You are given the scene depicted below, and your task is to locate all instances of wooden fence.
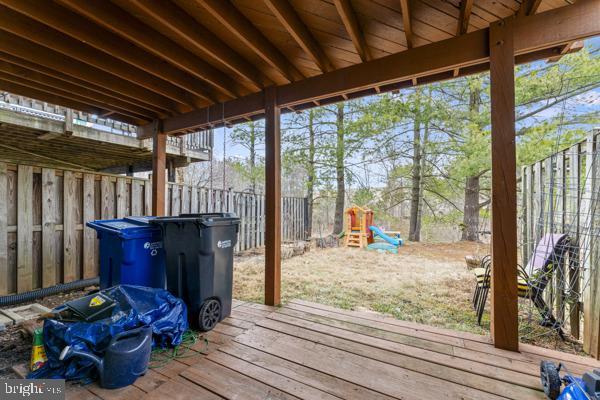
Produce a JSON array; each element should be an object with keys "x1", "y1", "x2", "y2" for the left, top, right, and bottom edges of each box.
[
  {"x1": 0, "y1": 162, "x2": 307, "y2": 295},
  {"x1": 520, "y1": 129, "x2": 600, "y2": 357}
]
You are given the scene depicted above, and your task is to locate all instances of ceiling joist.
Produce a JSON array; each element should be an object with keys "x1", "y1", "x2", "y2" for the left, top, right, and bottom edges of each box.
[
  {"x1": 518, "y1": 0, "x2": 543, "y2": 17},
  {"x1": 333, "y1": 0, "x2": 372, "y2": 62},
  {"x1": 0, "y1": 33, "x2": 175, "y2": 116},
  {"x1": 0, "y1": 51, "x2": 164, "y2": 119},
  {"x1": 156, "y1": 0, "x2": 599, "y2": 135},
  {"x1": 399, "y1": 0, "x2": 414, "y2": 48},
  {"x1": 0, "y1": 79, "x2": 110, "y2": 120},
  {"x1": 121, "y1": 0, "x2": 265, "y2": 91},
  {"x1": 457, "y1": 0, "x2": 474, "y2": 36},
  {"x1": 264, "y1": 0, "x2": 334, "y2": 73},
  {"x1": 0, "y1": 71, "x2": 151, "y2": 123},
  {"x1": 0, "y1": 0, "x2": 217, "y2": 106},
  {"x1": 0, "y1": 6, "x2": 196, "y2": 111},
  {"x1": 198, "y1": 0, "x2": 304, "y2": 83},
  {"x1": 56, "y1": 0, "x2": 241, "y2": 101},
  {"x1": 0, "y1": 61, "x2": 157, "y2": 121}
]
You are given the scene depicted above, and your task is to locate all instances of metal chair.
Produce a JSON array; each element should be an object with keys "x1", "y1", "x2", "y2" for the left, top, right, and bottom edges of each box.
[{"x1": 472, "y1": 234, "x2": 570, "y2": 338}]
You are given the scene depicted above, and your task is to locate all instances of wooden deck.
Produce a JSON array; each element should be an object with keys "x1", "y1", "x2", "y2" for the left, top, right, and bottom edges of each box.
[{"x1": 66, "y1": 299, "x2": 600, "y2": 400}]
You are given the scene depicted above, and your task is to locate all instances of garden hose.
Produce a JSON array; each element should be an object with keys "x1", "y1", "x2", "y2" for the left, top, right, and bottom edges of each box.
[{"x1": 148, "y1": 330, "x2": 208, "y2": 369}]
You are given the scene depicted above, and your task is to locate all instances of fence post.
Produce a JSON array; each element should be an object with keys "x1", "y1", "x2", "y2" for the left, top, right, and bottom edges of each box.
[{"x1": 568, "y1": 143, "x2": 581, "y2": 339}]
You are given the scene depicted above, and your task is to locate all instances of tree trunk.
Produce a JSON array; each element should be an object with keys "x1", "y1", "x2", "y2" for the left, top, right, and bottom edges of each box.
[
  {"x1": 306, "y1": 110, "x2": 316, "y2": 237},
  {"x1": 462, "y1": 175, "x2": 480, "y2": 241},
  {"x1": 408, "y1": 113, "x2": 422, "y2": 241},
  {"x1": 460, "y1": 80, "x2": 483, "y2": 241},
  {"x1": 333, "y1": 103, "x2": 345, "y2": 235}
]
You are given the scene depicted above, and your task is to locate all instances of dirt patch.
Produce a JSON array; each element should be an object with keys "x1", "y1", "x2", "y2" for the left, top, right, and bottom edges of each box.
[
  {"x1": 233, "y1": 241, "x2": 587, "y2": 355},
  {"x1": 0, "y1": 287, "x2": 96, "y2": 379}
]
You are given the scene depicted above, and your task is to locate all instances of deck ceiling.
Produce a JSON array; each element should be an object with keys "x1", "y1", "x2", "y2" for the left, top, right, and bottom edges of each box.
[{"x1": 0, "y1": 0, "x2": 591, "y2": 133}]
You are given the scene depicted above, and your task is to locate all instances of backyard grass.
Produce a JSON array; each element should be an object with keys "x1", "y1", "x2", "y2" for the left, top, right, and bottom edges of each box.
[{"x1": 233, "y1": 240, "x2": 587, "y2": 355}]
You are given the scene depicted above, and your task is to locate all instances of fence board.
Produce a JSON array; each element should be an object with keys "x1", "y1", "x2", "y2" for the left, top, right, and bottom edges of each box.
[
  {"x1": 131, "y1": 180, "x2": 143, "y2": 216},
  {"x1": 116, "y1": 178, "x2": 126, "y2": 219},
  {"x1": 3, "y1": 162, "x2": 307, "y2": 292},
  {"x1": 0, "y1": 162, "x2": 7, "y2": 294},
  {"x1": 63, "y1": 171, "x2": 77, "y2": 283},
  {"x1": 582, "y1": 133, "x2": 599, "y2": 357},
  {"x1": 144, "y1": 181, "x2": 152, "y2": 216},
  {"x1": 101, "y1": 176, "x2": 113, "y2": 220},
  {"x1": 42, "y1": 168, "x2": 57, "y2": 288},
  {"x1": 522, "y1": 131, "x2": 600, "y2": 358},
  {"x1": 17, "y1": 165, "x2": 33, "y2": 292},
  {"x1": 555, "y1": 153, "x2": 566, "y2": 323},
  {"x1": 83, "y1": 173, "x2": 96, "y2": 279}
]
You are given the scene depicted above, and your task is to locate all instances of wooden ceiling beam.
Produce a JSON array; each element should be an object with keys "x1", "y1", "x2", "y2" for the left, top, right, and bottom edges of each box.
[
  {"x1": 264, "y1": 0, "x2": 334, "y2": 73},
  {"x1": 0, "y1": 60, "x2": 157, "y2": 121},
  {"x1": 0, "y1": 6, "x2": 197, "y2": 111},
  {"x1": 0, "y1": 80, "x2": 108, "y2": 120},
  {"x1": 158, "y1": 0, "x2": 599, "y2": 135},
  {"x1": 0, "y1": 33, "x2": 175, "y2": 116},
  {"x1": 198, "y1": 0, "x2": 304, "y2": 82},
  {"x1": 0, "y1": 51, "x2": 167, "y2": 121},
  {"x1": 121, "y1": 0, "x2": 265, "y2": 92},
  {"x1": 518, "y1": 0, "x2": 543, "y2": 17},
  {"x1": 0, "y1": 71, "x2": 152, "y2": 123},
  {"x1": 547, "y1": 40, "x2": 584, "y2": 62},
  {"x1": 399, "y1": 0, "x2": 414, "y2": 48},
  {"x1": 57, "y1": 0, "x2": 241, "y2": 100},
  {"x1": 0, "y1": 0, "x2": 216, "y2": 105},
  {"x1": 333, "y1": 0, "x2": 372, "y2": 62},
  {"x1": 457, "y1": 0, "x2": 474, "y2": 36}
]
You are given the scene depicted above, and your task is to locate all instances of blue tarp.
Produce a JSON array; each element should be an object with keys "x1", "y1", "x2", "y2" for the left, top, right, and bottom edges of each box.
[{"x1": 28, "y1": 285, "x2": 188, "y2": 383}]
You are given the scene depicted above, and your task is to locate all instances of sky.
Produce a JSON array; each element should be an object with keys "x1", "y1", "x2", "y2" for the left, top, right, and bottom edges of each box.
[{"x1": 210, "y1": 37, "x2": 600, "y2": 162}]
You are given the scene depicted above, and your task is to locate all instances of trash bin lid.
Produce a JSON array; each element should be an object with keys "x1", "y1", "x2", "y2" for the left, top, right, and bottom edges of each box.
[
  {"x1": 86, "y1": 217, "x2": 161, "y2": 239},
  {"x1": 152, "y1": 213, "x2": 240, "y2": 227}
]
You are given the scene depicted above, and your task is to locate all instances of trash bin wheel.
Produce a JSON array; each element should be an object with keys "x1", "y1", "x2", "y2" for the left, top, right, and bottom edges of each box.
[
  {"x1": 198, "y1": 299, "x2": 221, "y2": 331},
  {"x1": 540, "y1": 361, "x2": 561, "y2": 400}
]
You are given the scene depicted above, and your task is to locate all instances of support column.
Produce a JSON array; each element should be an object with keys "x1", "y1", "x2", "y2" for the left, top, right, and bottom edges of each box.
[
  {"x1": 151, "y1": 120, "x2": 167, "y2": 216},
  {"x1": 489, "y1": 17, "x2": 519, "y2": 352},
  {"x1": 264, "y1": 87, "x2": 281, "y2": 306}
]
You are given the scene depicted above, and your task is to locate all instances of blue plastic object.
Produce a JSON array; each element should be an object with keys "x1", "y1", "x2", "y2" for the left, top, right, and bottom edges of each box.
[
  {"x1": 59, "y1": 326, "x2": 152, "y2": 389},
  {"x1": 87, "y1": 217, "x2": 165, "y2": 289},
  {"x1": 540, "y1": 361, "x2": 600, "y2": 400},
  {"x1": 28, "y1": 285, "x2": 188, "y2": 383},
  {"x1": 558, "y1": 375, "x2": 590, "y2": 400},
  {"x1": 369, "y1": 226, "x2": 403, "y2": 247}
]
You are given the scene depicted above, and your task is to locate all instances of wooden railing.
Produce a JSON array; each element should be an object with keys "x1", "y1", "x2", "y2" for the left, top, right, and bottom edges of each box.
[
  {"x1": 520, "y1": 129, "x2": 599, "y2": 356},
  {"x1": 0, "y1": 162, "x2": 307, "y2": 295},
  {"x1": 0, "y1": 92, "x2": 211, "y2": 153}
]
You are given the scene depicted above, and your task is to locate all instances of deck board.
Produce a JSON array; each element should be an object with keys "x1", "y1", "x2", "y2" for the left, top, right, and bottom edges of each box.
[{"x1": 64, "y1": 299, "x2": 600, "y2": 400}]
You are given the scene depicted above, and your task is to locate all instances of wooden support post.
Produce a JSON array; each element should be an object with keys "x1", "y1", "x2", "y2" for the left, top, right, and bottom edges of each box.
[
  {"x1": 489, "y1": 17, "x2": 519, "y2": 352},
  {"x1": 264, "y1": 86, "x2": 281, "y2": 306},
  {"x1": 152, "y1": 120, "x2": 167, "y2": 216}
]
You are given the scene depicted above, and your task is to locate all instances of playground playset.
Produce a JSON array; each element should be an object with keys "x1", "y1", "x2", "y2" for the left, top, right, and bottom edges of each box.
[{"x1": 343, "y1": 205, "x2": 403, "y2": 253}]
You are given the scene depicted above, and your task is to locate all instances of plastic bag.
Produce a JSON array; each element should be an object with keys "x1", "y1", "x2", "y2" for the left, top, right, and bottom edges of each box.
[{"x1": 28, "y1": 285, "x2": 188, "y2": 382}]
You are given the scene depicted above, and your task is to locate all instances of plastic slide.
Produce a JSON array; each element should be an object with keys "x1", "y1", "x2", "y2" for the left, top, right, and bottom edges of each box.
[{"x1": 369, "y1": 226, "x2": 403, "y2": 246}]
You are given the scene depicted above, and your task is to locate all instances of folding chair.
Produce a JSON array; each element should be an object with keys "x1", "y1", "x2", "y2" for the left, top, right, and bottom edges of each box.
[{"x1": 472, "y1": 234, "x2": 570, "y2": 338}]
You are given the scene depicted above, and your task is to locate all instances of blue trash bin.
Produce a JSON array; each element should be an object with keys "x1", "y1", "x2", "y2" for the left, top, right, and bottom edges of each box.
[{"x1": 86, "y1": 217, "x2": 165, "y2": 289}]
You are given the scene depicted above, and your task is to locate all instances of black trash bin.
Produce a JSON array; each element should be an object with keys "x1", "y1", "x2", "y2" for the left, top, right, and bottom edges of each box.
[{"x1": 151, "y1": 213, "x2": 240, "y2": 331}]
